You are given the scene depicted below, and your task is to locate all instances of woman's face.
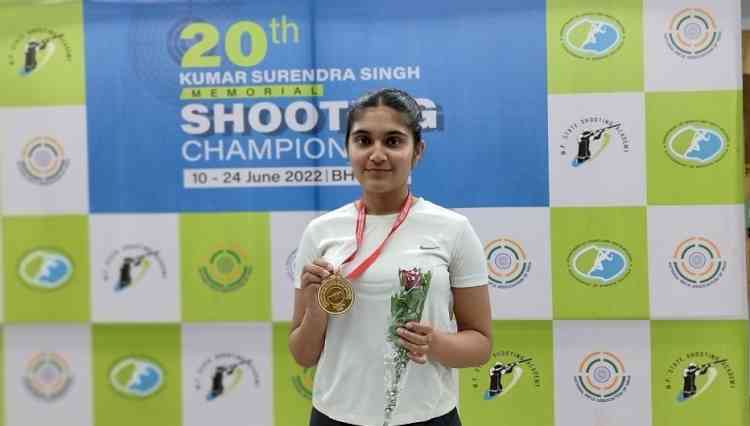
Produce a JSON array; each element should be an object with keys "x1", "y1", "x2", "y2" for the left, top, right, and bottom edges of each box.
[{"x1": 347, "y1": 106, "x2": 422, "y2": 198}]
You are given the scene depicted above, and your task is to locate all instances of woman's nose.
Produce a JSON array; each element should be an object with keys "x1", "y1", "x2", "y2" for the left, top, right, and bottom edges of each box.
[{"x1": 369, "y1": 142, "x2": 387, "y2": 162}]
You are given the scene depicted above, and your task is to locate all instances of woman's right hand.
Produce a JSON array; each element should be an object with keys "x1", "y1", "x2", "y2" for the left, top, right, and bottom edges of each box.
[{"x1": 300, "y1": 258, "x2": 335, "y2": 315}]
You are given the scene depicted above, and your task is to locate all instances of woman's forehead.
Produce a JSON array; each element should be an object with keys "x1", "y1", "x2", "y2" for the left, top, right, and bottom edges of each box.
[{"x1": 350, "y1": 106, "x2": 410, "y2": 132}]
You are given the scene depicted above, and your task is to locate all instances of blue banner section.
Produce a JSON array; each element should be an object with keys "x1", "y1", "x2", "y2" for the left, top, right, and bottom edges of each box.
[{"x1": 85, "y1": 0, "x2": 548, "y2": 212}]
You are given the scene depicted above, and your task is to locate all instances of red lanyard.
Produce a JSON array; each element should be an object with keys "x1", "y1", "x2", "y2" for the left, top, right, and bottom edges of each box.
[{"x1": 341, "y1": 193, "x2": 413, "y2": 281}]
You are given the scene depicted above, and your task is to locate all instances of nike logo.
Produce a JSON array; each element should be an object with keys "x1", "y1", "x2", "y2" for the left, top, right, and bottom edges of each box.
[{"x1": 419, "y1": 245, "x2": 439, "y2": 250}]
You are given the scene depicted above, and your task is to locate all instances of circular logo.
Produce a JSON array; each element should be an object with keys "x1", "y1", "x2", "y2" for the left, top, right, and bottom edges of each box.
[
  {"x1": 575, "y1": 352, "x2": 630, "y2": 402},
  {"x1": 561, "y1": 14, "x2": 624, "y2": 59},
  {"x1": 286, "y1": 249, "x2": 297, "y2": 282},
  {"x1": 318, "y1": 276, "x2": 354, "y2": 314},
  {"x1": 560, "y1": 117, "x2": 629, "y2": 167},
  {"x1": 103, "y1": 244, "x2": 166, "y2": 292},
  {"x1": 664, "y1": 121, "x2": 728, "y2": 167},
  {"x1": 292, "y1": 367, "x2": 316, "y2": 399},
  {"x1": 199, "y1": 246, "x2": 252, "y2": 292},
  {"x1": 471, "y1": 350, "x2": 540, "y2": 401},
  {"x1": 669, "y1": 237, "x2": 726, "y2": 288},
  {"x1": 8, "y1": 28, "x2": 71, "y2": 76},
  {"x1": 18, "y1": 249, "x2": 73, "y2": 291},
  {"x1": 195, "y1": 353, "x2": 258, "y2": 401},
  {"x1": 665, "y1": 9, "x2": 720, "y2": 59},
  {"x1": 664, "y1": 353, "x2": 734, "y2": 404},
  {"x1": 568, "y1": 241, "x2": 630, "y2": 287},
  {"x1": 484, "y1": 238, "x2": 531, "y2": 289},
  {"x1": 109, "y1": 357, "x2": 165, "y2": 398},
  {"x1": 18, "y1": 137, "x2": 69, "y2": 185},
  {"x1": 23, "y1": 352, "x2": 73, "y2": 401}
]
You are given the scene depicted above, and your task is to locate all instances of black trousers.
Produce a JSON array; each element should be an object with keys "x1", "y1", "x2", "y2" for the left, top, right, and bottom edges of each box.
[{"x1": 310, "y1": 407, "x2": 462, "y2": 426}]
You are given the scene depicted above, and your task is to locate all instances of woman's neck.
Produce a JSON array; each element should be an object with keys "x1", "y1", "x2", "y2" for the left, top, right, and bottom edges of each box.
[{"x1": 361, "y1": 186, "x2": 410, "y2": 215}]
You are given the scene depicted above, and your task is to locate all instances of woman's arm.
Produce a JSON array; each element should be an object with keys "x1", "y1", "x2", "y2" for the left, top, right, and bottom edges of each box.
[
  {"x1": 288, "y1": 259, "x2": 332, "y2": 368},
  {"x1": 397, "y1": 285, "x2": 492, "y2": 368}
]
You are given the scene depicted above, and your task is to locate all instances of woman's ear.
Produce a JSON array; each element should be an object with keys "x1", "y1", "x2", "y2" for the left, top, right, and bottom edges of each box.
[{"x1": 412, "y1": 140, "x2": 425, "y2": 167}]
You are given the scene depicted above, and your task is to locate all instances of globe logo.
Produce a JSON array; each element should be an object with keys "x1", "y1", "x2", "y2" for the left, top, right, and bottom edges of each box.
[
  {"x1": 665, "y1": 121, "x2": 727, "y2": 167},
  {"x1": 575, "y1": 352, "x2": 630, "y2": 402},
  {"x1": 562, "y1": 14, "x2": 624, "y2": 59},
  {"x1": 18, "y1": 249, "x2": 73, "y2": 291},
  {"x1": 109, "y1": 357, "x2": 164, "y2": 398},
  {"x1": 568, "y1": 241, "x2": 630, "y2": 286}
]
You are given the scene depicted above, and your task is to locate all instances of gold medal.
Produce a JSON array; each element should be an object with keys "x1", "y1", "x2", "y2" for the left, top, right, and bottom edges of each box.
[{"x1": 317, "y1": 273, "x2": 354, "y2": 315}]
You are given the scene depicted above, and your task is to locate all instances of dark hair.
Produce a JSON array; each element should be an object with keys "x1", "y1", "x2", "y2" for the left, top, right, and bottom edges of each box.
[{"x1": 344, "y1": 88, "x2": 423, "y2": 147}]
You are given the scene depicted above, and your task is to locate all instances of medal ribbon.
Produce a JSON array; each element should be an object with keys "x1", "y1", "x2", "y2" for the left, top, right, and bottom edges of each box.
[{"x1": 341, "y1": 192, "x2": 413, "y2": 281}]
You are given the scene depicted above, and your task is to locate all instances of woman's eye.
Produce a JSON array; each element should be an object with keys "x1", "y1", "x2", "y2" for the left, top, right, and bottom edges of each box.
[
  {"x1": 386, "y1": 137, "x2": 402, "y2": 146},
  {"x1": 354, "y1": 136, "x2": 370, "y2": 145}
]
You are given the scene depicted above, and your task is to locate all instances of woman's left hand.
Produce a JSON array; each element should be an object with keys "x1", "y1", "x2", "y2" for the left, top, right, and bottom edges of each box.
[{"x1": 397, "y1": 322, "x2": 435, "y2": 364}]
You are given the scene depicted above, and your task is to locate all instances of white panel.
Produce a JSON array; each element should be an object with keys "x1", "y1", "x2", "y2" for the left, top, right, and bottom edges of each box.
[
  {"x1": 647, "y1": 205, "x2": 748, "y2": 319},
  {"x1": 270, "y1": 211, "x2": 321, "y2": 321},
  {"x1": 548, "y1": 93, "x2": 646, "y2": 207},
  {"x1": 90, "y1": 213, "x2": 180, "y2": 322},
  {"x1": 4, "y1": 324, "x2": 92, "y2": 426},
  {"x1": 0, "y1": 106, "x2": 89, "y2": 214},
  {"x1": 554, "y1": 320, "x2": 652, "y2": 426},
  {"x1": 645, "y1": 0, "x2": 742, "y2": 91},
  {"x1": 182, "y1": 323, "x2": 273, "y2": 426},
  {"x1": 456, "y1": 207, "x2": 552, "y2": 319}
]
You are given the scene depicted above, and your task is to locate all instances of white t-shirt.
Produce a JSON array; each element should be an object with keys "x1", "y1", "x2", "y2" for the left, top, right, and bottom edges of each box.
[{"x1": 294, "y1": 198, "x2": 488, "y2": 426}]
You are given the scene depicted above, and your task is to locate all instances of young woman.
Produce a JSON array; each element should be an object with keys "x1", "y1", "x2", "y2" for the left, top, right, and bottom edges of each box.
[{"x1": 289, "y1": 89, "x2": 491, "y2": 426}]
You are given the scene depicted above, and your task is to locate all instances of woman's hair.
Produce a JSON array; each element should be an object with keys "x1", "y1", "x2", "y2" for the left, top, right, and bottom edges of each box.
[{"x1": 344, "y1": 88, "x2": 424, "y2": 147}]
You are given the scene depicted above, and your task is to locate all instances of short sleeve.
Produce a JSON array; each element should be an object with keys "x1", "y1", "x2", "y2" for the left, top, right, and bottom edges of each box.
[
  {"x1": 448, "y1": 218, "x2": 488, "y2": 288},
  {"x1": 292, "y1": 222, "x2": 321, "y2": 289}
]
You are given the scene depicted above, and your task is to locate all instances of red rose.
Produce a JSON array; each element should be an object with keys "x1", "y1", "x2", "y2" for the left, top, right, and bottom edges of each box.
[{"x1": 399, "y1": 267, "x2": 421, "y2": 290}]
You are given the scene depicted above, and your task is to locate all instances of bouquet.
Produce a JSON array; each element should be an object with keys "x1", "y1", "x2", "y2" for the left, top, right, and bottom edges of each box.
[{"x1": 382, "y1": 267, "x2": 431, "y2": 426}]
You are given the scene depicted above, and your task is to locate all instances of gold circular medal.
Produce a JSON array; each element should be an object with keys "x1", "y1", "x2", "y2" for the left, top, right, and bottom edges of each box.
[{"x1": 317, "y1": 273, "x2": 354, "y2": 315}]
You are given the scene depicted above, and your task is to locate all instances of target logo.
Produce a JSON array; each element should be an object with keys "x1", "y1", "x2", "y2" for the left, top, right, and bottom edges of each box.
[{"x1": 484, "y1": 238, "x2": 531, "y2": 289}]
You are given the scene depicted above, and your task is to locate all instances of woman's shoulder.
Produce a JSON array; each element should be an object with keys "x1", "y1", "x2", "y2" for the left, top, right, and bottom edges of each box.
[
  {"x1": 305, "y1": 202, "x2": 357, "y2": 232},
  {"x1": 413, "y1": 198, "x2": 470, "y2": 227}
]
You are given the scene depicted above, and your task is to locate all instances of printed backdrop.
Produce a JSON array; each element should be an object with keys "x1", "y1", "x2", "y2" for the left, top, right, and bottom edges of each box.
[{"x1": 0, "y1": 0, "x2": 748, "y2": 425}]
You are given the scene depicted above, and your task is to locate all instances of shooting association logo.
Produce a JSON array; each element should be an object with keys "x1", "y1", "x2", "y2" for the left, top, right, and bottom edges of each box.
[
  {"x1": 102, "y1": 243, "x2": 166, "y2": 292},
  {"x1": 18, "y1": 136, "x2": 70, "y2": 185},
  {"x1": 484, "y1": 238, "x2": 532, "y2": 289},
  {"x1": 199, "y1": 244, "x2": 253, "y2": 292},
  {"x1": 7, "y1": 27, "x2": 72, "y2": 76},
  {"x1": 194, "y1": 353, "x2": 259, "y2": 401},
  {"x1": 560, "y1": 116, "x2": 629, "y2": 168},
  {"x1": 663, "y1": 352, "x2": 736, "y2": 404},
  {"x1": 23, "y1": 352, "x2": 74, "y2": 401},
  {"x1": 668, "y1": 237, "x2": 726, "y2": 289},
  {"x1": 471, "y1": 350, "x2": 540, "y2": 400},
  {"x1": 665, "y1": 8, "x2": 721, "y2": 59},
  {"x1": 574, "y1": 351, "x2": 631, "y2": 403}
]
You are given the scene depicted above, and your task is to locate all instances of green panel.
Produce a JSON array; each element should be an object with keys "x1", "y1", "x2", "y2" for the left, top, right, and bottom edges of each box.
[
  {"x1": 0, "y1": 0, "x2": 85, "y2": 106},
  {"x1": 651, "y1": 321, "x2": 748, "y2": 426},
  {"x1": 3, "y1": 215, "x2": 89, "y2": 322},
  {"x1": 551, "y1": 207, "x2": 649, "y2": 319},
  {"x1": 93, "y1": 325, "x2": 181, "y2": 426},
  {"x1": 547, "y1": 0, "x2": 643, "y2": 94},
  {"x1": 646, "y1": 91, "x2": 743, "y2": 205},
  {"x1": 180, "y1": 212, "x2": 271, "y2": 321},
  {"x1": 459, "y1": 320, "x2": 554, "y2": 425},
  {"x1": 273, "y1": 322, "x2": 315, "y2": 426}
]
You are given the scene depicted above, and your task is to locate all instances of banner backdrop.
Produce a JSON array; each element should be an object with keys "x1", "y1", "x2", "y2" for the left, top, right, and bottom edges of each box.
[{"x1": 0, "y1": 0, "x2": 748, "y2": 425}]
